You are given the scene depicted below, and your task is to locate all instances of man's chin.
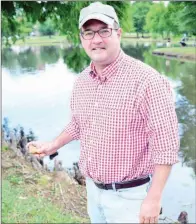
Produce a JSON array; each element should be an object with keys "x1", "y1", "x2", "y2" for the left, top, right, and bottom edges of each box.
[{"x1": 91, "y1": 55, "x2": 107, "y2": 63}]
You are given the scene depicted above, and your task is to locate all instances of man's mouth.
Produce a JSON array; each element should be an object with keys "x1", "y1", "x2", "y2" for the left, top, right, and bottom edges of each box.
[{"x1": 92, "y1": 47, "x2": 106, "y2": 51}]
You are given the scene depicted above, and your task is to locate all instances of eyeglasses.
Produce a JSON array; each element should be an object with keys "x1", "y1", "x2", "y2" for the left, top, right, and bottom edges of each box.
[{"x1": 80, "y1": 28, "x2": 118, "y2": 40}]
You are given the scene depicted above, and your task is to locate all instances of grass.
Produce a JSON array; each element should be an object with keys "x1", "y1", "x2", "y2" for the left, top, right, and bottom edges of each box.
[
  {"x1": 2, "y1": 179, "x2": 81, "y2": 223},
  {"x1": 13, "y1": 35, "x2": 69, "y2": 47},
  {"x1": 153, "y1": 47, "x2": 195, "y2": 54},
  {"x1": 2, "y1": 145, "x2": 9, "y2": 152},
  {"x1": 2, "y1": 148, "x2": 89, "y2": 223}
]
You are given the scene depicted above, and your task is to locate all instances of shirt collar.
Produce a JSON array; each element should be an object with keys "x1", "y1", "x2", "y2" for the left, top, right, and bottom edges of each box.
[{"x1": 89, "y1": 49, "x2": 125, "y2": 82}]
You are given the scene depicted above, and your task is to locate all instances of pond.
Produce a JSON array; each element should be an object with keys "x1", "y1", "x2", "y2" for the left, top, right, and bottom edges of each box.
[{"x1": 2, "y1": 42, "x2": 196, "y2": 222}]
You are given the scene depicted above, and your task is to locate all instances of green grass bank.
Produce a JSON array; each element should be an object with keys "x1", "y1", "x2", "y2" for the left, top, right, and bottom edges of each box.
[{"x1": 2, "y1": 146, "x2": 89, "y2": 223}]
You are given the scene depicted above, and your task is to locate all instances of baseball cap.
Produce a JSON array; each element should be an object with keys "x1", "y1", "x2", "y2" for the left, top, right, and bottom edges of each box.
[{"x1": 79, "y1": 2, "x2": 119, "y2": 29}]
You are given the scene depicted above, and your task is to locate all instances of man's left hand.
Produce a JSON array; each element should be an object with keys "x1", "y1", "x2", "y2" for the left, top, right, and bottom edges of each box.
[{"x1": 139, "y1": 196, "x2": 161, "y2": 223}]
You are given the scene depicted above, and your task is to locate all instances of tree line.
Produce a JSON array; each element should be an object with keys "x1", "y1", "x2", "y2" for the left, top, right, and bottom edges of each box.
[{"x1": 2, "y1": 1, "x2": 196, "y2": 46}]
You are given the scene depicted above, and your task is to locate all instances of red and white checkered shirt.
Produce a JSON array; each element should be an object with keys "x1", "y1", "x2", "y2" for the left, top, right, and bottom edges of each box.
[{"x1": 64, "y1": 50, "x2": 179, "y2": 184}]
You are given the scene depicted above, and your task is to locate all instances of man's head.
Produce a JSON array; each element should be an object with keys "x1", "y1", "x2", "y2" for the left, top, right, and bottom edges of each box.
[{"x1": 79, "y1": 2, "x2": 122, "y2": 67}]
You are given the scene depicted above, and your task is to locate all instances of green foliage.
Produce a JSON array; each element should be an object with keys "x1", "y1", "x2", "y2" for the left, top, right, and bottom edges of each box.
[
  {"x1": 145, "y1": 3, "x2": 166, "y2": 38},
  {"x1": 2, "y1": 10, "x2": 20, "y2": 46},
  {"x1": 180, "y1": 2, "x2": 196, "y2": 35},
  {"x1": 63, "y1": 47, "x2": 91, "y2": 73},
  {"x1": 132, "y1": 2, "x2": 152, "y2": 37},
  {"x1": 2, "y1": 1, "x2": 134, "y2": 46},
  {"x1": 2, "y1": 1, "x2": 196, "y2": 46},
  {"x1": 164, "y1": 2, "x2": 184, "y2": 36},
  {"x1": 145, "y1": 2, "x2": 196, "y2": 38},
  {"x1": 105, "y1": 1, "x2": 133, "y2": 32},
  {"x1": 38, "y1": 18, "x2": 56, "y2": 36},
  {"x1": 2, "y1": 146, "x2": 9, "y2": 152},
  {"x1": 20, "y1": 21, "x2": 34, "y2": 36}
]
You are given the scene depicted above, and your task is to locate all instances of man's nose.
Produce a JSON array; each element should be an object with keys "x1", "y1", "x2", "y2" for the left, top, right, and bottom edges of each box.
[{"x1": 92, "y1": 32, "x2": 103, "y2": 43}]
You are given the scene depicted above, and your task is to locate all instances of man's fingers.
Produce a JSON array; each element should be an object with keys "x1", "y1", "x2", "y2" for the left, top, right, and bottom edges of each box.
[
  {"x1": 141, "y1": 216, "x2": 158, "y2": 224},
  {"x1": 144, "y1": 217, "x2": 151, "y2": 223},
  {"x1": 27, "y1": 141, "x2": 43, "y2": 148},
  {"x1": 150, "y1": 217, "x2": 158, "y2": 223},
  {"x1": 34, "y1": 153, "x2": 45, "y2": 158},
  {"x1": 26, "y1": 141, "x2": 36, "y2": 149},
  {"x1": 139, "y1": 216, "x2": 145, "y2": 224}
]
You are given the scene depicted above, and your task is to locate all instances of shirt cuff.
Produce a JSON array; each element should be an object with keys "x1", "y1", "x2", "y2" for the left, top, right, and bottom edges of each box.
[{"x1": 153, "y1": 150, "x2": 179, "y2": 165}]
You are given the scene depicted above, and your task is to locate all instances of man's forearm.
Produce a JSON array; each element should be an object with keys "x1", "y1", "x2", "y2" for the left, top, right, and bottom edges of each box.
[
  {"x1": 147, "y1": 164, "x2": 172, "y2": 199},
  {"x1": 52, "y1": 130, "x2": 74, "y2": 151}
]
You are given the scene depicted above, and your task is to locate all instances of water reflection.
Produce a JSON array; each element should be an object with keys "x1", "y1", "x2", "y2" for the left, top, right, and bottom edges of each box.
[
  {"x1": 121, "y1": 42, "x2": 148, "y2": 61},
  {"x1": 2, "y1": 46, "x2": 61, "y2": 74},
  {"x1": 2, "y1": 44, "x2": 196, "y2": 176},
  {"x1": 40, "y1": 46, "x2": 60, "y2": 65},
  {"x1": 175, "y1": 64, "x2": 196, "y2": 174}
]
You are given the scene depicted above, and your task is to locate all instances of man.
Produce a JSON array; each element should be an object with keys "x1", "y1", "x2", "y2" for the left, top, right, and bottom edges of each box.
[{"x1": 27, "y1": 2, "x2": 179, "y2": 223}]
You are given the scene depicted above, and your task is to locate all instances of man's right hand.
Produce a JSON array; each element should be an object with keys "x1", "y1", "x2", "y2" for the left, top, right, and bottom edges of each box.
[{"x1": 26, "y1": 141, "x2": 58, "y2": 158}]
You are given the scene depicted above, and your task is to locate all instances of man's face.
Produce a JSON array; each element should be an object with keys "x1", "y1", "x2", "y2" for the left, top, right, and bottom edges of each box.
[{"x1": 80, "y1": 19, "x2": 122, "y2": 65}]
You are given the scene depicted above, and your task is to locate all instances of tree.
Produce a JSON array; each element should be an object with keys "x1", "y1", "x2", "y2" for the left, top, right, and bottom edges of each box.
[
  {"x1": 38, "y1": 18, "x2": 56, "y2": 37},
  {"x1": 163, "y1": 3, "x2": 182, "y2": 37},
  {"x1": 106, "y1": 1, "x2": 133, "y2": 33},
  {"x1": 2, "y1": 2, "x2": 21, "y2": 46},
  {"x1": 2, "y1": 1, "x2": 133, "y2": 46},
  {"x1": 132, "y1": 2, "x2": 152, "y2": 38},
  {"x1": 145, "y1": 3, "x2": 167, "y2": 38},
  {"x1": 180, "y1": 2, "x2": 196, "y2": 36}
]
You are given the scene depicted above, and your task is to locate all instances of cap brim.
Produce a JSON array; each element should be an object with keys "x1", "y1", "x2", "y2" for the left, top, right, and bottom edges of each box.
[{"x1": 79, "y1": 13, "x2": 114, "y2": 29}]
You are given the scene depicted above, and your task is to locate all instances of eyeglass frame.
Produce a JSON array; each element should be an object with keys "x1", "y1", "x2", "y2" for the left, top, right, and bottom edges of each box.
[{"x1": 80, "y1": 28, "x2": 119, "y2": 40}]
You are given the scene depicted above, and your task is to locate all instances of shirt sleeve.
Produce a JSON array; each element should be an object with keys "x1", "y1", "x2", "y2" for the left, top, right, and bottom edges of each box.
[
  {"x1": 63, "y1": 117, "x2": 80, "y2": 140},
  {"x1": 139, "y1": 74, "x2": 180, "y2": 165},
  {"x1": 63, "y1": 83, "x2": 80, "y2": 140}
]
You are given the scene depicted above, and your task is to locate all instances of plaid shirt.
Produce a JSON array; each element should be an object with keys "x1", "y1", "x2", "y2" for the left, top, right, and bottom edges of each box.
[{"x1": 64, "y1": 50, "x2": 179, "y2": 184}]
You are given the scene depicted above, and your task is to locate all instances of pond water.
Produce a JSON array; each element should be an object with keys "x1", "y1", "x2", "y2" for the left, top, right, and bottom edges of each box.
[{"x1": 2, "y1": 42, "x2": 196, "y2": 222}]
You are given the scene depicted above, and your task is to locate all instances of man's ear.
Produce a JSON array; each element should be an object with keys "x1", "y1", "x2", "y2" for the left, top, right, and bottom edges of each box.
[{"x1": 117, "y1": 28, "x2": 122, "y2": 39}]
